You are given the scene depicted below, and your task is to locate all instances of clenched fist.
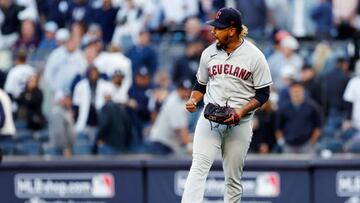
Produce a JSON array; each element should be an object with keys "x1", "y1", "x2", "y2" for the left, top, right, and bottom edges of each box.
[{"x1": 185, "y1": 98, "x2": 197, "y2": 112}]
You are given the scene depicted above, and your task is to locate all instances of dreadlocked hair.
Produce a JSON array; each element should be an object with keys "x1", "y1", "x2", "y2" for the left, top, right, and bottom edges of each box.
[{"x1": 239, "y1": 25, "x2": 248, "y2": 39}]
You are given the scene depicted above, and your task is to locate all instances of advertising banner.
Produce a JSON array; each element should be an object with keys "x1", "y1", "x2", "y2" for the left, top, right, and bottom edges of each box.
[
  {"x1": 0, "y1": 170, "x2": 143, "y2": 203},
  {"x1": 314, "y1": 170, "x2": 360, "y2": 203},
  {"x1": 147, "y1": 169, "x2": 310, "y2": 203}
]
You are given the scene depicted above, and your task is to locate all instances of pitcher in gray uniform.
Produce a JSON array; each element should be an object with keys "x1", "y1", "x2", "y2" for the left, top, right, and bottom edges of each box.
[{"x1": 181, "y1": 7, "x2": 273, "y2": 203}]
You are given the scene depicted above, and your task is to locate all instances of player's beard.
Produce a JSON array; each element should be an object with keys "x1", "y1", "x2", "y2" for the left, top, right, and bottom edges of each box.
[{"x1": 216, "y1": 36, "x2": 229, "y2": 51}]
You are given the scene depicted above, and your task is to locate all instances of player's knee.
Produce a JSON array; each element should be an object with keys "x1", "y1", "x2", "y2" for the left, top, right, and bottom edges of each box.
[{"x1": 190, "y1": 153, "x2": 213, "y2": 173}]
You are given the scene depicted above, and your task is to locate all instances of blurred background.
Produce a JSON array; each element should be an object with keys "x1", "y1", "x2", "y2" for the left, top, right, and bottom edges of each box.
[{"x1": 0, "y1": 0, "x2": 360, "y2": 202}]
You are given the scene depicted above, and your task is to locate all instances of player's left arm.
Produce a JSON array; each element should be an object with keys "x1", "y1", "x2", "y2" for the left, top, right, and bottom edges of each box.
[
  {"x1": 234, "y1": 85, "x2": 270, "y2": 118},
  {"x1": 225, "y1": 53, "x2": 272, "y2": 124},
  {"x1": 242, "y1": 53, "x2": 272, "y2": 115}
]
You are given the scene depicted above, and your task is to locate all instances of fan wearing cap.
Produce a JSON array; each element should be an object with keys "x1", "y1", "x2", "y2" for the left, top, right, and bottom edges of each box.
[
  {"x1": 147, "y1": 78, "x2": 193, "y2": 155},
  {"x1": 38, "y1": 21, "x2": 58, "y2": 51},
  {"x1": 182, "y1": 7, "x2": 272, "y2": 203},
  {"x1": 267, "y1": 34, "x2": 304, "y2": 90}
]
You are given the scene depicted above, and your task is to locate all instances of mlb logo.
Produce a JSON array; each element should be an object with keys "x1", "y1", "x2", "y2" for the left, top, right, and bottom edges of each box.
[
  {"x1": 255, "y1": 172, "x2": 280, "y2": 197},
  {"x1": 92, "y1": 174, "x2": 115, "y2": 198}
]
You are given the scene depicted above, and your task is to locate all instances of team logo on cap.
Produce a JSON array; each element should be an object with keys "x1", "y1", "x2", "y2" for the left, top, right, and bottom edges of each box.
[{"x1": 215, "y1": 11, "x2": 221, "y2": 19}]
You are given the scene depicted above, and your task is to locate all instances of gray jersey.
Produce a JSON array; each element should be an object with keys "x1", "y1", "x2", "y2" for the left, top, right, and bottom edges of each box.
[{"x1": 197, "y1": 39, "x2": 272, "y2": 111}]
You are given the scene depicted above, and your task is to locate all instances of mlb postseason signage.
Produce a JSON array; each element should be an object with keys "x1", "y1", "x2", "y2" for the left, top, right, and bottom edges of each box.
[
  {"x1": 0, "y1": 157, "x2": 144, "y2": 203},
  {"x1": 146, "y1": 157, "x2": 310, "y2": 203},
  {"x1": 174, "y1": 171, "x2": 281, "y2": 202},
  {"x1": 15, "y1": 173, "x2": 115, "y2": 199},
  {"x1": 313, "y1": 158, "x2": 360, "y2": 203}
]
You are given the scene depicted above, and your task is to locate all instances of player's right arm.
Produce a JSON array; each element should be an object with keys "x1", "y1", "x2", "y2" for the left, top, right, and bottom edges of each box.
[
  {"x1": 185, "y1": 49, "x2": 209, "y2": 112},
  {"x1": 186, "y1": 90, "x2": 204, "y2": 112}
]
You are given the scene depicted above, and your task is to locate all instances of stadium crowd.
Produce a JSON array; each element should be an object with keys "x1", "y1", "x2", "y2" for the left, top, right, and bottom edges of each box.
[{"x1": 0, "y1": 0, "x2": 359, "y2": 156}]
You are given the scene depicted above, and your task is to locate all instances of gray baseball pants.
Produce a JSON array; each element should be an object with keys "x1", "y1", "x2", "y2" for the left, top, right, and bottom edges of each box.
[{"x1": 181, "y1": 113, "x2": 252, "y2": 203}]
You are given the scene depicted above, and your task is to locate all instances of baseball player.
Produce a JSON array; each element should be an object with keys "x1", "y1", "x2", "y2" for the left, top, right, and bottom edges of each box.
[{"x1": 181, "y1": 7, "x2": 272, "y2": 203}]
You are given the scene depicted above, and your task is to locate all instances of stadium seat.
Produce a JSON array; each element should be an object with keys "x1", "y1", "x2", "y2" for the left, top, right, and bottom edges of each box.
[
  {"x1": 14, "y1": 141, "x2": 42, "y2": 155},
  {"x1": 76, "y1": 132, "x2": 91, "y2": 142},
  {"x1": 33, "y1": 130, "x2": 49, "y2": 143},
  {"x1": 14, "y1": 129, "x2": 34, "y2": 143},
  {"x1": 0, "y1": 136, "x2": 16, "y2": 155},
  {"x1": 97, "y1": 144, "x2": 120, "y2": 155},
  {"x1": 344, "y1": 133, "x2": 360, "y2": 153},
  {"x1": 14, "y1": 120, "x2": 27, "y2": 130},
  {"x1": 72, "y1": 142, "x2": 94, "y2": 155},
  {"x1": 42, "y1": 143, "x2": 62, "y2": 156}
]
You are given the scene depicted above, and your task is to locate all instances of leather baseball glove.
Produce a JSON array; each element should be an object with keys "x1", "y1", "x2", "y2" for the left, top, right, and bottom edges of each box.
[{"x1": 204, "y1": 103, "x2": 240, "y2": 125}]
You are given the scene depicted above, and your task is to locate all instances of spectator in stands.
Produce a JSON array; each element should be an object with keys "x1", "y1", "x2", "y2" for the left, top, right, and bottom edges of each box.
[
  {"x1": 70, "y1": 21, "x2": 87, "y2": 45},
  {"x1": 126, "y1": 29, "x2": 158, "y2": 78},
  {"x1": 197, "y1": 0, "x2": 223, "y2": 22},
  {"x1": 17, "y1": 74, "x2": 46, "y2": 131},
  {"x1": 288, "y1": 0, "x2": 318, "y2": 38},
  {"x1": 300, "y1": 64, "x2": 318, "y2": 101},
  {"x1": 95, "y1": 69, "x2": 138, "y2": 154},
  {"x1": 4, "y1": 49, "x2": 35, "y2": 106},
  {"x1": 128, "y1": 66, "x2": 153, "y2": 145},
  {"x1": 235, "y1": 0, "x2": 268, "y2": 40},
  {"x1": 111, "y1": 0, "x2": 145, "y2": 51},
  {"x1": 92, "y1": 0, "x2": 118, "y2": 46},
  {"x1": 0, "y1": 0, "x2": 25, "y2": 49},
  {"x1": 172, "y1": 39, "x2": 206, "y2": 84},
  {"x1": 69, "y1": 36, "x2": 103, "y2": 94},
  {"x1": 310, "y1": 41, "x2": 334, "y2": 75},
  {"x1": 342, "y1": 62, "x2": 360, "y2": 153},
  {"x1": 138, "y1": 0, "x2": 164, "y2": 34},
  {"x1": 16, "y1": 0, "x2": 38, "y2": 20},
  {"x1": 265, "y1": 0, "x2": 292, "y2": 32},
  {"x1": 94, "y1": 44, "x2": 132, "y2": 99},
  {"x1": 37, "y1": 21, "x2": 58, "y2": 51},
  {"x1": 315, "y1": 57, "x2": 351, "y2": 138},
  {"x1": 28, "y1": 21, "x2": 57, "y2": 70},
  {"x1": 43, "y1": 36, "x2": 86, "y2": 93},
  {"x1": 146, "y1": 78, "x2": 193, "y2": 155},
  {"x1": 0, "y1": 88, "x2": 16, "y2": 137},
  {"x1": 109, "y1": 69, "x2": 131, "y2": 105},
  {"x1": 249, "y1": 100, "x2": 277, "y2": 154},
  {"x1": 268, "y1": 35, "x2": 304, "y2": 90},
  {"x1": 276, "y1": 81, "x2": 322, "y2": 153},
  {"x1": 148, "y1": 70, "x2": 172, "y2": 123},
  {"x1": 46, "y1": 0, "x2": 71, "y2": 28},
  {"x1": 343, "y1": 60, "x2": 360, "y2": 131},
  {"x1": 83, "y1": 36, "x2": 101, "y2": 59},
  {"x1": 310, "y1": 0, "x2": 333, "y2": 40},
  {"x1": 332, "y1": 0, "x2": 359, "y2": 38},
  {"x1": 160, "y1": 0, "x2": 198, "y2": 29},
  {"x1": 48, "y1": 91, "x2": 75, "y2": 157},
  {"x1": 277, "y1": 65, "x2": 297, "y2": 109},
  {"x1": 183, "y1": 17, "x2": 211, "y2": 45},
  {"x1": 55, "y1": 28, "x2": 70, "y2": 46},
  {"x1": 68, "y1": 0, "x2": 93, "y2": 26},
  {"x1": 86, "y1": 23, "x2": 103, "y2": 41},
  {"x1": 72, "y1": 65, "x2": 113, "y2": 144},
  {"x1": 265, "y1": 29, "x2": 290, "y2": 58},
  {"x1": 12, "y1": 18, "x2": 39, "y2": 53},
  {"x1": 95, "y1": 95, "x2": 133, "y2": 155}
]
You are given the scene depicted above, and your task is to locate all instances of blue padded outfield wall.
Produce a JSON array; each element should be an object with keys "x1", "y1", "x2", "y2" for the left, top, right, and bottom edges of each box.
[{"x1": 0, "y1": 154, "x2": 360, "y2": 203}]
